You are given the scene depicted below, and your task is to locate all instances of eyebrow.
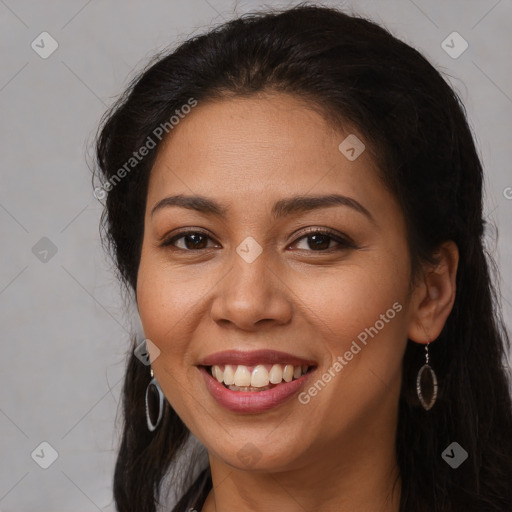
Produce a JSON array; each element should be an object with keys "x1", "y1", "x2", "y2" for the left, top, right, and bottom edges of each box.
[{"x1": 150, "y1": 193, "x2": 375, "y2": 224}]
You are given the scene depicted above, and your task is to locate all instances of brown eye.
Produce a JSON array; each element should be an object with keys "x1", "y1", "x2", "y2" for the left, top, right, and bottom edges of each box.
[
  {"x1": 161, "y1": 231, "x2": 217, "y2": 251},
  {"x1": 299, "y1": 233, "x2": 334, "y2": 250},
  {"x1": 291, "y1": 229, "x2": 356, "y2": 252}
]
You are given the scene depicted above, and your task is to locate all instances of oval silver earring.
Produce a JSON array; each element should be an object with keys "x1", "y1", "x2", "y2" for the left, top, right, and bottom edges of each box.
[
  {"x1": 416, "y1": 342, "x2": 438, "y2": 411},
  {"x1": 145, "y1": 368, "x2": 164, "y2": 431}
]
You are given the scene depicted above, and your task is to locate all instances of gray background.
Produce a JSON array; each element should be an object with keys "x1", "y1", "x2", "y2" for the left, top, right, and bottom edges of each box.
[{"x1": 1, "y1": 0, "x2": 511, "y2": 510}]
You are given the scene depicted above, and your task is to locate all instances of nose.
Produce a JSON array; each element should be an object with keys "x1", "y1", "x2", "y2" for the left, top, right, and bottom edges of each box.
[{"x1": 210, "y1": 247, "x2": 293, "y2": 331}]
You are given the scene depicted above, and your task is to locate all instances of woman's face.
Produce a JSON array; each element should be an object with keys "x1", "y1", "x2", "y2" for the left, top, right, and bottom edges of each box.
[{"x1": 137, "y1": 92, "x2": 417, "y2": 471}]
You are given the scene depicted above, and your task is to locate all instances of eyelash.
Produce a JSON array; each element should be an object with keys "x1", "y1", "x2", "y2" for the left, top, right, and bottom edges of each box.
[{"x1": 159, "y1": 228, "x2": 357, "y2": 253}]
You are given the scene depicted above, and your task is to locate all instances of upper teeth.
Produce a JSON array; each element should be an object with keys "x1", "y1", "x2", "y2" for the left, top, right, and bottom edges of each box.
[{"x1": 211, "y1": 364, "x2": 309, "y2": 387}]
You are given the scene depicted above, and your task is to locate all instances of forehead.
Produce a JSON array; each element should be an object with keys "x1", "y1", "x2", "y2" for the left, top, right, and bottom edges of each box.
[{"x1": 147, "y1": 93, "x2": 393, "y2": 220}]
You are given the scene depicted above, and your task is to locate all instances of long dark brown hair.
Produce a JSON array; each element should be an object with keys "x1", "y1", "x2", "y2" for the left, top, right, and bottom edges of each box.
[{"x1": 93, "y1": 4, "x2": 512, "y2": 511}]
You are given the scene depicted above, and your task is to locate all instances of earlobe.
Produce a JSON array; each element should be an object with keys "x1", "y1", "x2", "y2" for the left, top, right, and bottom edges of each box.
[{"x1": 407, "y1": 240, "x2": 459, "y2": 344}]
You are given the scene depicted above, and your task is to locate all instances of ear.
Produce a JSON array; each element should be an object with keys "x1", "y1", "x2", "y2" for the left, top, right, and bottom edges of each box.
[{"x1": 407, "y1": 240, "x2": 459, "y2": 344}]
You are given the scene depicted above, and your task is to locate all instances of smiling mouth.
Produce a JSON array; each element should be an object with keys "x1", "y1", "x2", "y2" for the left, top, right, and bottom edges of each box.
[{"x1": 201, "y1": 363, "x2": 316, "y2": 392}]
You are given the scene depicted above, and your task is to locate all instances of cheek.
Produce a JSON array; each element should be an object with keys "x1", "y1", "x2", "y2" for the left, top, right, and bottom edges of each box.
[
  {"x1": 292, "y1": 263, "x2": 408, "y2": 426},
  {"x1": 290, "y1": 252, "x2": 410, "y2": 406},
  {"x1": 136, "y1": 258, "x2": 208, "y2": 425},
  {"x1": 295, "y1": 257, "x2": 406, "y2": 340},
  {"x1": 136, "y1": 257, "x2": 200, "y2": 355}
]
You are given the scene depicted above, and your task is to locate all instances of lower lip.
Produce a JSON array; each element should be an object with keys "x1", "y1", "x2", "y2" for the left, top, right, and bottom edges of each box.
[{"x1": 199, "y1": 366, "x2": 315, "y2": 413}]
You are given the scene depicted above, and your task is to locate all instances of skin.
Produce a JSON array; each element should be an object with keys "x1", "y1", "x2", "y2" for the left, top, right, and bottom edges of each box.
[{"x1": 136, "y1": 92, "x2": 459, "y2": 512}]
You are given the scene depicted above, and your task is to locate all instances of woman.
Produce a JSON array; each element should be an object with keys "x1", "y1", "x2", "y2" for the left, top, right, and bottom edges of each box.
[{"x1": 93, "y1": 4, "x2": 512, "y2": 511}]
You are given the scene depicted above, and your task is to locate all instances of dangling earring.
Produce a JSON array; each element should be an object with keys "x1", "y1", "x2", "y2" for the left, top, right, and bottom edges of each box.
[
  {"x1": 416, "y1": 342, "x2": 438, "y2": 411},
  {"x1": 145, "y1": 368, "x2": 164, "y2": 431}
]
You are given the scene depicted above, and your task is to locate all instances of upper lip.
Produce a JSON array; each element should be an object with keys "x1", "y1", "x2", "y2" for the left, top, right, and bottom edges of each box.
[{"x1": 197, "y1": 349, "x2": 317, "y2": 367}]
